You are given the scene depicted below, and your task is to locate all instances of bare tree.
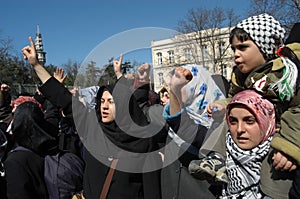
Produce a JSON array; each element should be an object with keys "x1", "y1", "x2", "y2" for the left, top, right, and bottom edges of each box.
[
  {"x1": 248, "y1": 0, "x2": 300, "y2": 31},
  {"x1": 175, "y1": 7, "x2": 239, "y2": 74},
  {"x1": 0, "y1": 35, "x2": 13, "y2": 62},
  {"x1": 292, "y1": 0, "x2": 300, "y2": 11},
  {"x1": 62, "y1": 59, "x2": 80, "y2": 86}
]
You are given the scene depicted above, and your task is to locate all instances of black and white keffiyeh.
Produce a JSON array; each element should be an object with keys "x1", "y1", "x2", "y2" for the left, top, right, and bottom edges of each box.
[
  {"x1": 236, "y1": 13, "x2": 285, "y2": 58},
  {"x1": 221, "y1": 132, "x2": 272, "y2": 199}
]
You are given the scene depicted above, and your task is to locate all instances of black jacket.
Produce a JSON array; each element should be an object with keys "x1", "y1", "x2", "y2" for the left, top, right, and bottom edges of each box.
[{"x1": 4, "y1": 149, "x2": 48, "y2": 199}]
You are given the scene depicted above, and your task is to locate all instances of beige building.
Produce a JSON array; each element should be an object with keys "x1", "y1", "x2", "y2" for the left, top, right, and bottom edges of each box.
[{"x1": 151, "y1": 27, "x2": 235, "y2": 92}]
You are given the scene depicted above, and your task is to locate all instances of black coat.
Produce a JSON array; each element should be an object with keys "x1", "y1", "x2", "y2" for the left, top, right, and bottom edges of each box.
[
  {"x1": 4, "y1": 150, "x2": 48, "y2": 199},
  {"x1": 289, "y1": 168, "x2": 300, "y2": 199}
]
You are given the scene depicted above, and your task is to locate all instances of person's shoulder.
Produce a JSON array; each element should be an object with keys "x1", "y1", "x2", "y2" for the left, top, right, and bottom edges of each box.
[
  {"x1": 5, "y1": 147, "x2": 40, "y2": 163},
  {"x1": 5, "y1": 150, "x2": 33, "y2": 161},
  {"x1": 268, "y1": 56, "x2": 284, "y2": 71},
  {"x1": 287, "y1": 42, "x2": 300, "y2": 47},
  {"x1": 271, "y1": 42, "x2": 300, "y2": 71},
  {"x1": 286, "y1": 42, "x2": 300, "y2": 57},
  {"x1": 4, "y1": 151, "x2": 29, "y2": 170}
]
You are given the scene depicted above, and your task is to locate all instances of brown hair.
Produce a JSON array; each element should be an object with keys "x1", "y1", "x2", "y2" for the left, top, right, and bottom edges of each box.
[{"x1": 229, "y1": 27, "x2": 252, "y2": 44}]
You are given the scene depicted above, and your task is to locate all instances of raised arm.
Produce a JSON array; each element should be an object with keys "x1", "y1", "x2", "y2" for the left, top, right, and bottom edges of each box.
[
  {"x1": 0, "y1": 83, "x2": 12, "y2": 128},
  {"x1": 113, "y1": 54, "x2": 123, "y2": 79},
  {"x1": 22, "y1": 36, "x2": 51, "y2": 84},
  {"x1": 0, "y1": 84, "x2": 11, "y2": 108}
]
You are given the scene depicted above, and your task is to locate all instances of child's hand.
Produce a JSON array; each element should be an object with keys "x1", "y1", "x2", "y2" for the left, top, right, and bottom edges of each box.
[
  {"x1": 207, "y1": 103, "x2": 225, "y2": 118},
  {"x1": 169, "y1": 67, "x2": 192, "y2": 93},
  {"x1": 272, "y1": 150, "x2": 297, "y2": 172}
]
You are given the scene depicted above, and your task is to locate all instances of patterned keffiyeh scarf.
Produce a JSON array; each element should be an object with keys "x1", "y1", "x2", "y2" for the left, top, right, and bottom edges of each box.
[{"x1": 222, "y1": 132, "x2": 272, "y2": 199}]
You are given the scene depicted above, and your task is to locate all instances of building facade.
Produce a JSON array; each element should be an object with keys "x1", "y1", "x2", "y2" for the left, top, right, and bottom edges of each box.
[{"x1": 151, "y1": 27, "x2": 235, "y2": 92}]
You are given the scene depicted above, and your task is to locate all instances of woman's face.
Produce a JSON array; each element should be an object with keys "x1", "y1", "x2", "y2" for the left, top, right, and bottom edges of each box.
[
  {"x1": 100, "y1": 91, "x2": 116, "y2": 123},
  {"x1": 228, "y1": 105, "x2": 263, "y2": 150},
  {"x1": 231, "y1": 36, "x2": 266, "y2": 74}
]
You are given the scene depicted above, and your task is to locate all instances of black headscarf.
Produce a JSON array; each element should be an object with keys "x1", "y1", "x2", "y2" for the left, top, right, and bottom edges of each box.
[
  {"x1": 12, "y1": 102, "x2": 58, "y2": 156},
  {"x1": 95, "y1": 82, "x2": 153, "y2": 153}
]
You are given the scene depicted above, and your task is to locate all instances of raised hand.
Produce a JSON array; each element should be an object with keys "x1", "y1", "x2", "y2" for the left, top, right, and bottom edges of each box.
[
  {"x1": 137, "y1": 63, "x2": 150, "y2": 82},
  {"x1": 22, "y1": 37, "x2": 39, "y2": 67},
  {"x1": 113, "y1": 54, "x2": 123, "y2": 79},
  {"x1": 168, "y1": 67, "x2": 192, "y2": 115},
  {"x1": 22, "y1": 36, "x2": 51, "y2": 83},
  {"x1": 169, "y1": 67, "x2": 192, "y2": 93},
  {"x1": 206, "y1": 103, "x2": 225, "y2": 118},
  {"x1": 0, "y1": 84, "x2": 10, "y2": 92},
  {"x1": 54, "y1": 67, "x2": 67, "y2": 83}
]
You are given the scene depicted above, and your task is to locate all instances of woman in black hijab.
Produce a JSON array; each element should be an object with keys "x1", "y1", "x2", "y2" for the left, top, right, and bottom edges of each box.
[
  {"x1": 75, "y1": 81, "x2": 162, "y2": 199},
  {"x1": 4, "y1": 101, "x2": 58, "y2": 199}
]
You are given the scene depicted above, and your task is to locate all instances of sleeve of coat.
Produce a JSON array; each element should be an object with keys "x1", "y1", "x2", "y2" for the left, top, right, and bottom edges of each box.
[
  {"x1": 271, "y1": 104, "x2": 300, "y2": 165},
  {"x1": 38, "y1": 77, "x2": 90, "y2": 139}
]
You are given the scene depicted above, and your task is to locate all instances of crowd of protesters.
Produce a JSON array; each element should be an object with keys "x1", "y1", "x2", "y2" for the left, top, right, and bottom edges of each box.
[{"x1": 0, "y1": 13, "x2": 299, "y2": 199}]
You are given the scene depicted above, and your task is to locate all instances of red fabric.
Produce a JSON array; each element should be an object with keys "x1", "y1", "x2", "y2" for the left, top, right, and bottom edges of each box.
[{"x1": 12, "y1": 96, "x2": 43, "y2": 111}]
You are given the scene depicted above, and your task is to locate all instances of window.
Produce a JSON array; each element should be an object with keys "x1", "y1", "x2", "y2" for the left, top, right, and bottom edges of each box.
[
  {"x1": 219, "y1": 41, "x2": 226, "y2": 57},
  {"x1": 158, "y1": 72, "x2": 163, "y2": 85},
  {"x1": 202, "y1": 45, "x2": 208, "y2": 59},
  {"x1": 168, "y1": 50, "x2": 174, "y2": 64},
  {"x1": 157, "y1": 52, "x2": 162, "y2": 65},
  {"x1": 184, "y1": 48, "x2": 191, "y2": 61},
  {"x1": 220, "y1": 64, "x2": 227, "y2": 77}
]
